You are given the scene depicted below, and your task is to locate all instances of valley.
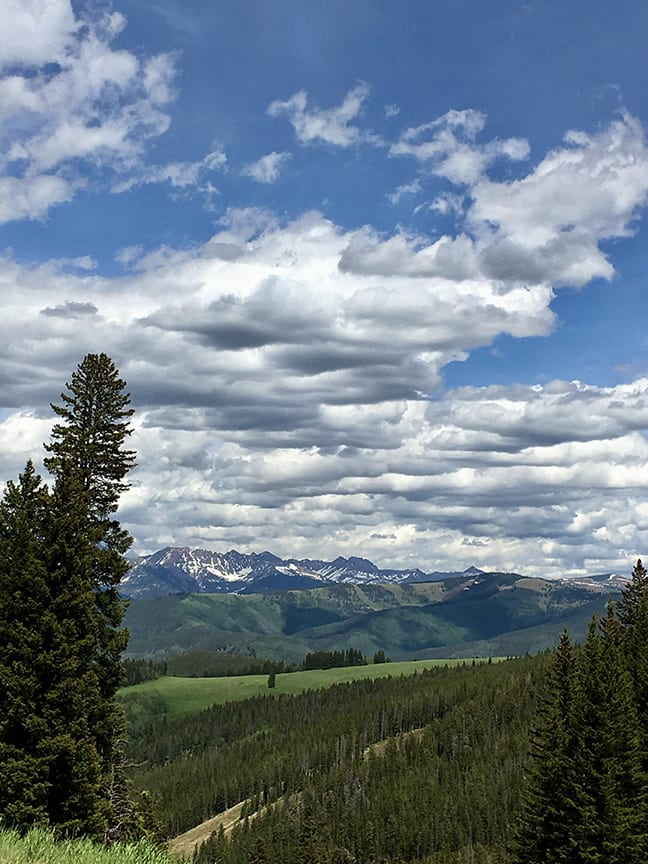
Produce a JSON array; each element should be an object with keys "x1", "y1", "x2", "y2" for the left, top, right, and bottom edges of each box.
[{"x1": 115, "y1": 556, "x2": 630, "y2": 862}]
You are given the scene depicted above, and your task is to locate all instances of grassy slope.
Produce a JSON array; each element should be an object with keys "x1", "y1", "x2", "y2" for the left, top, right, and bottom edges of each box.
[
  {"x1": 0, "y1": 827, "x2": 174, "y2": 864},
  {"x1": 119, "y1": 658, "x2": 478, "y2": 720}
]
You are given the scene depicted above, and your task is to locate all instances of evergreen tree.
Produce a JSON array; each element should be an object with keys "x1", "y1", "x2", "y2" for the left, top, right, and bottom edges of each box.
[
  {"x1": 617, "y1": 558, "x2": 648, "y2": 630},
  {"x1": 44, "y1": 353, "x2": 136, "y2": 826},
  {"x1": 0, "y1": 463, "x2": 52, "y2": 827},
  {"x1": 617, "y1": 558, "x2": 648, "y2": 739},
  {"x1": 0, "y1": 355, "x2": 137, "y2": 838},
  {"x1": 574, "y1": 608, "x2": 647, "y2": 863},
  {"x1": 515, "y1": 608, "x2": 648, "y2": 864},
  {"x1": 512, "y1": 630, "x2": 587, "y2": 863},
  {"x1": 42, "y1": 467, "x2": 107, "y2": 837},
  {"x1": 44, "y1": 352, "x2": 136, "y2": 526}
]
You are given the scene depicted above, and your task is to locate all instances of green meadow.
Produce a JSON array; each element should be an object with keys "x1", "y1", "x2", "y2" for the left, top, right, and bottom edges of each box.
[{"x1": 120, "y1": 658, "x2": 484, "y2": 720}]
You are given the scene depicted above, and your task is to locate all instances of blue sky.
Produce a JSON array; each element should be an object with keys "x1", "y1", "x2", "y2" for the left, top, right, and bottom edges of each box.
[{"x1": 1, "y1": 0, "x2": 648, "y2": 578}]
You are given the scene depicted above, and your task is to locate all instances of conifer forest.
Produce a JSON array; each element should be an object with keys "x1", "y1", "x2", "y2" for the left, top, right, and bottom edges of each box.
[{"x1": 1, "y1": 355, "x2": 648, "y2": 863}]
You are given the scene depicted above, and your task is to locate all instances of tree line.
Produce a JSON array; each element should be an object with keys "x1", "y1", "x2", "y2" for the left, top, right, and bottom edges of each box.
[
  {"x1": 123, "y1": 645, "x2": 390, "y2": 686},
  {"x1": 123, "y1": 652, "x2": 297, "y2": 686}
]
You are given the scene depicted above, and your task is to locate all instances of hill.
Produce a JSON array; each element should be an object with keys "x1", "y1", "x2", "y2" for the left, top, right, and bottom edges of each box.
[
  {"x1": 119, "y1": 659, "x2": 472, "y2": 722},
  {"x1": 126, "y1": 654, "x2": 547, "y2": 860},
  {"x1": 124, "y1": 570, "x2": 615, "y2": 661}
]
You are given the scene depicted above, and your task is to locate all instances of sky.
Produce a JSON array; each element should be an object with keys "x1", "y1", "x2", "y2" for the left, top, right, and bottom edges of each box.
[{"x1": 1, "y1": 0, "x2": 648, "y2": 579}]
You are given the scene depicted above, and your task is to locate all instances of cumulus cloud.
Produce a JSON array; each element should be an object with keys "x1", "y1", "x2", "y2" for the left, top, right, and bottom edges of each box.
[
  {"x1": 2, "y1": 110, "x2": 648, "y2": 577},
  {"x1": 268, "y1": 83, "x2": 373, "y2": 147},
  {"x1": 469, "y1": 112, "x2": 648, "y2": 249},
  {"x1": 241, "y1": 151, "x2": 291, "y2": 184},
  {"x1": 0, "y1": 0, "x2": 78, "y2": 68},
  {"x1": 0, "y1": 1, "x2": 176, "y2": 222},
  {"x1": 0, "y1": 175, "x2": 79, "y2": 223}
]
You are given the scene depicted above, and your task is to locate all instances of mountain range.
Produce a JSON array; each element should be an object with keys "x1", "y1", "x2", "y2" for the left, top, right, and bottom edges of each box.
[
  {"x1": 122, "y1": 548, "x2": 630, "y2": 661},
  {"x1": 121, "y1": 545, "x2": 627, "y2": 600}
]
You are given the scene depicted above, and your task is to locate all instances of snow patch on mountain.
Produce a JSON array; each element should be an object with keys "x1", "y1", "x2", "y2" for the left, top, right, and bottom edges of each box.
[{"x1": 121, "y1": 546, "x2": 628, "y2": 601}]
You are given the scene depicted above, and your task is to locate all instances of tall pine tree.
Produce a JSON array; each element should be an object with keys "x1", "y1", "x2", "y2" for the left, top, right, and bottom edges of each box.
[
  {"x1": 0, "y1": 354, "x2": 137, "y2": 838},
  {"x1": 44, "y1": 353, "x2": 136, "y2": 827},
  {"x1": 573, "y1": 607, "x2": 647, "y2": 863},
  {"x1": 513, "y1": 630, "x2": 588, "y2": 863},
  {"x1": 617, "y1": 559, "x2": 648, "y2": 630},
  {"x1": 617, "y1": 559, "x2": 648, "y2": 767},
  {"x1": 42, "y1": 467, "x2": 107, "y2": 837}
]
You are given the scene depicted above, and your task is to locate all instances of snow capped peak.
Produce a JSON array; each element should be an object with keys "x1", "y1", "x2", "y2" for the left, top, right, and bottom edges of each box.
[{"x1": 124, "y1": 547, "x2": 616, "y2": 602}]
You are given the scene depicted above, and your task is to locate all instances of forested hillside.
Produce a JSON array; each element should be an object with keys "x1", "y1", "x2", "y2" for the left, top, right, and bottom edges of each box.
[
  {"x1": 124, "y1": 574, "x2": 612, "y2": 661},
  {"x1": 127, "y1": 655, "x2": 547, "y2": 862}
]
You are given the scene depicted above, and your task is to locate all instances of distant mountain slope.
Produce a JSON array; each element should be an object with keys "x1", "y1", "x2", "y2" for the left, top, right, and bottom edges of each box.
[
  {"x1": 122, "y1": 545, "x2": 497, "y2": 599},
  {"x1": 124, "y1": 570, "x2": 620, "y2": 661}
]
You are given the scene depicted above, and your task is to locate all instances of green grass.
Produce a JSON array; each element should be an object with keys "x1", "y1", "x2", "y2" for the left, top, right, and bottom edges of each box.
[
  {"x1": 120, "y1": 658, "x2": 491, "y2": 720},
  {"x1": 0, "y1": 826, "x2": 176, "y2": 863}
]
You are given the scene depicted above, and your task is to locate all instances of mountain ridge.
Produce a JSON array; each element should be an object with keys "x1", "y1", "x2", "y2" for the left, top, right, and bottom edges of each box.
[
  {"x1": 122, "y1": 545, "x2": 628, "y2": 604},
  {"x1": 121, "y1": 545, "x2": 501, "y2": 599},
  {"x1": 124, "y1": 568, "x2": 623, "y2": 661}
]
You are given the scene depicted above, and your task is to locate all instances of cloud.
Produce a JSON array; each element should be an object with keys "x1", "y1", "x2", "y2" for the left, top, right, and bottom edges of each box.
[
  {"x1": 0, "y1": 2, "x2": 176, "y2": 222},
  {"x1": 268, "y1": 83, "x2": 373, "y2": 147},
  {"x1": 40, "y1": 301, "x2": 98, "y2": 318},
  {"x1": 2, "y1": 113, "x2": 648, "y2": 577},
  {"x1": 0, "y1": 0, "x2": 78, "y2": 69},
  {"x1": 241, "y1": 151, "x2": 291, "y2": 184},
  {"x1": 465, "y1": 112, "x2": 648, "y2": 289},
  {"x1": 347, "y1": 112, "x2": 648, "y2": 292},
  {"x1": 112, "y1": 148, "x2": 227, "y2": 194},
  {"x1": 390, "y1": 108, "x2": 529, "y2": 184},
  {"x1": 0, "y1": 175, "x2": 79, "y2": 223},
  {"x1": 386, "y1": 180, "x2": 422, "y2": 204},
  {"x1": 469, "y1": 112, "x2": 648, "y2": 248}
]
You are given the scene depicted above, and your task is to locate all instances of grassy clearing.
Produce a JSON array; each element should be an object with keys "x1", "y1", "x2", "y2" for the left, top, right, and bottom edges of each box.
[
  {"x1": 169, "y1": 800, "x2": 249, "y2": 857},
  {"x1": 120, "y1": 658, "x2": 490, "y2": 720},
  {"x1": 0, "y1": 826, "x2": 175, "y2": 864}
]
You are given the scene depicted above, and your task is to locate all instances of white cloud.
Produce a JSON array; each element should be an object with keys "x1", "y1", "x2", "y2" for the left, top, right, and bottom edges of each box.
[
  {"x1": 0, "y1": 175, "x2": 78, "y2": 223},
  {"x1": 2, "y1": 112, "x2": 648, "y2": 577},
  {"x1": 429, "y1": 193, "x2": 465, "y2": 216},
  {"x1": 0, "y1": 3, "x2": 176, "y2": 222},
  {"x1": 112, "y1": 148, "x2": 227, "y2": 194},
  {"x1": 470, "y1": 112, "x2": 648, "y2": 250},
  {"x1": 0, "y1": 0, "x2": 78, "y2": 68},
  {"x1": 241, "y1": 151, "x2": 291, "y2": 184},
  {"x1": 268, "y1": 83, "x2": 373, "y2": 147},
  {"x1": 390, "y1": 108, "x2": 529, "y2": 184},
  {"x1": 386, "y1": 180, "x2": 422, "y2": 204}
]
